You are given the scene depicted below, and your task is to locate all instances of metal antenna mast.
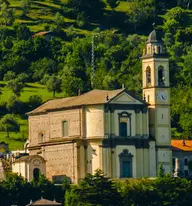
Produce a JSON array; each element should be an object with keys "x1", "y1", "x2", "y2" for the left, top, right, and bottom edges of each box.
[
  {"x1": 153, "y1": 0, "x2": 156, "y2": 27},
  {"x1": 91, "y1": 35, "x2": 95, "y2": 88}
]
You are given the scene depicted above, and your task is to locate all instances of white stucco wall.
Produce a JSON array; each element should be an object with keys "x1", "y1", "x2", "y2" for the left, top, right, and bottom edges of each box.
[
  {"x1": 12, "y1": 162, "x2": 26, "y2": 178},
  {"x1": 149, "y1": 141, "x2": 156, "y2": 176},
  {"x1": 85, "y1": 105, "x2": 104, "y2": 138}
]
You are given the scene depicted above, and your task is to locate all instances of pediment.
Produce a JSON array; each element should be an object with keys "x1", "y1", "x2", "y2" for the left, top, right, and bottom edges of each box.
[{"x1": 109, "y1": 92, "x2": 143, "y2": 105}]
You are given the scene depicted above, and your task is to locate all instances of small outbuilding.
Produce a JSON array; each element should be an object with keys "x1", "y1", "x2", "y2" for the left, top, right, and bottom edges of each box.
[
  {"x1": 12, "y1": 155, "x2": 46, "y2": 181},
  {"x1": 26, "y1": 198, "x2": 62, "y2": 206}
]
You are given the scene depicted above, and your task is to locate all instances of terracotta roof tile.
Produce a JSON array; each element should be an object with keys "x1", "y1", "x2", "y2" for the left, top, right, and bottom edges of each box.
[
  {"x1": 171, "y1": 140, "x2": 192, "y2": 151},
  {"x1": 26, "y1": 198, "x2": 62, "y2": 205},
  {"x1": 27, "y1": 89, "x2": 124, "y2": 115}
]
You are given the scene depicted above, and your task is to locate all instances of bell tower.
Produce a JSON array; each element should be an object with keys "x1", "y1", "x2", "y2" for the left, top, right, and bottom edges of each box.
[{"x1": 142, "y1": 29, "x2": 172, "y2": 174}]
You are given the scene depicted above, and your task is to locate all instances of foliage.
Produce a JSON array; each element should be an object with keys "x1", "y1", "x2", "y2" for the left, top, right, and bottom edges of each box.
[
  {"x1": 117, "y1": 176, "x2": 192, "y2": 206},
  {"x1": 54, "y1": 12, "x2": 64, "y2": 27},
  {"x1": 21, "y1": 0, "x2": 31, "y2": 16},
  {"x1": 157, "y1": 163, "x2": 165, "y2": 178},
  {"x1": 6, "y1": 95, "x2": 24, "y2": 114},
  {"x1": 62, "y1": 71, "x2": 83, "y2": 97},
  {"x1": 126, "y1": 0, "x2": 154, "y2": 31},
  {"x1": 66, "y1": 0, "x2": 105, "y2": 19},
  {"x1": 0, "y1": 114, "x2": 20, "y2": 138},
  {"x1": 7, "y1": 78, "x2": 25, "y2": 96},
  {"x1": 107, "y1": 0, "x2": 120, "y2": 10},
  {"x1": 162, "y1": 7, "x2": 186, "y2": 33},
  {"x1": 0, "y1": 1, "x2": 15, "y2": 25},
  {"x1": 65, "y1": 169, "x2": 122, "y2": 206},
  {"x1": 46, "y1": 75, "x2": 62, "y2": 97},
  {"x1": 3, "y1": 71, "x2": 16, "y2": 81},
  {"x1": 0, "y1": 173, "x2": 64, "y2": 206},
  {"x1": 30, "y1": 58, "x2": 57, "y2": 82},
  {"x1": 28, "y1": 95, "x2": 43, "y2": 110}
]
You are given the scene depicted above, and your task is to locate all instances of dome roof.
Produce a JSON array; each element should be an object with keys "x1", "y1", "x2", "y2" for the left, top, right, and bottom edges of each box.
[{"x1": 147, "y1": 29, "x2": 162, "y2": 43}]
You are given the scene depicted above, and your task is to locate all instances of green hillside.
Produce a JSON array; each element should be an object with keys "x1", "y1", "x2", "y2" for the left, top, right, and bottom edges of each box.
[
  {"x1": 6, "y1": 0, "x2": 130, "y2": 34},
  {"x1": 0, "y1": 81, "x2": 64, "y2": 150},
  {"x1": 0, "y1": 0, "x2": 192, "y2": 150}
]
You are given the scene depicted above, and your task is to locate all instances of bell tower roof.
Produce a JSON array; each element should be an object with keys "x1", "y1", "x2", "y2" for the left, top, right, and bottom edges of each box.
[
  {"x1": 142, "y1": 29, "x2": 167, "y2": 59},
  {"x1": 147, "y1": 29, "x2": 162, "y2": 43}
]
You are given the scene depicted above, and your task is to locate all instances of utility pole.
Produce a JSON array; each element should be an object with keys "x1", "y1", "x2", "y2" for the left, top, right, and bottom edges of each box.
[{"x1": 91, "y1": 35, "x2": 95, "y2": 88}]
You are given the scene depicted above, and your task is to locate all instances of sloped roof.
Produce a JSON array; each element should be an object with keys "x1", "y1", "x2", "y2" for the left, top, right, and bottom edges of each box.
[
  {"x1": 171, "y1": 140, "x2": 192, "y2": 151},
  {"x1": 27, "y1": 89, "x2": 128, "y2": 115},
  {"x1": 26, "y1": 198, "x2": 62, "y2": 206}
]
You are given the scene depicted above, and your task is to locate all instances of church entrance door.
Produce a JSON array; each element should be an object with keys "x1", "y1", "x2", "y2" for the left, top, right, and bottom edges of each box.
[{"x1": 122, "y1": 161, "x2": 131, "y2": 177}]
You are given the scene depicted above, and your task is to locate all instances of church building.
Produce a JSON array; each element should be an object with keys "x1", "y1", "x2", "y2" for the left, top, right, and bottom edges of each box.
[{"x1": 12, "y1": 30, "x2": 172, "y2": 183}]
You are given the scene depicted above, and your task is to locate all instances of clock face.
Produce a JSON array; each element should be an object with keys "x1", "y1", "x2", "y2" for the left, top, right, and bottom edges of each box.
[{"x1": 157, "y1": 90, "x2": 168, "y2": 102}]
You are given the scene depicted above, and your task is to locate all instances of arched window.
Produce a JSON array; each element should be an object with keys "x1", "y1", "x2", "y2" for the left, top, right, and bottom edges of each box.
[
  {"x1": 157, "y1": 46, "x2": 161, "y2": 54},
  {"x1": 33, "y1": 168, "x2": 40, "y2": 181},
  {"x1": 184, "y1": 157, "x2": 188, "y2": 166},
  {"x1": 119, "y1": 149, "x2": 133, "y2": 178},
  {"x1": 63, "y1": 121, "x2": 68, "y2": 137},
  {"x1": 146, "y1": 66, "x2": 151, "y2": 86},
  {"x1": 158, "y1": 66, "x2": 165, "y2": 86},
  {"x1": 118, "y1": 112, "x2": 132, "y2": 137}
]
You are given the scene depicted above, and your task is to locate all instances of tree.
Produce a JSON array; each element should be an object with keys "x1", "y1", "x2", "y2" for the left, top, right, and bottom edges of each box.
[
  {"x1": 30, "y1": 58, "x2": 57, "y2": 82},
  {"x1": 46, "y1": 75, "x2": 62, "y2": 97},
  {"x1": 127, "y1": 0, "x2": 154, "y2": 31},
  {"x1": 28, "y1": 95, "x2": 43, "y2": 110},
  {"x1": 14, "y1": 24, "x2": 32, "y2": 40},
  {"x1": 3, "y1": 71, "x2": 16, "y2": 81},
  {"x1": 54, "y1": 12, "x2": 64, "y2": 26},
  {"x1": 67, "y1": 0, "x2": 105, "y2": 20},
  {"x1": 17, "y1": 73, "x2": 29, "y2": 84},
  {"x1": 0, "y1": 114, "x2": 20, "y2": 138},
  {"x1": 6, "y1": 95, "x2": 23, "y2": 114},
  {"x1": 162, "y1": 7, "x2": 186, "y2": 33},
  {"x1": 0, "y1": 2, "x2": 15, "y2": 25},
  {"x1": 157, "y1": 163, "x2": 165, "y2": 178},
  {"x1": 62, "y1": 72, "x2": 83, "y2": 97},
  {"x1": 7, "y1": 78, "x2": 25, "y2": 96},
  {"x1": 65, "y1": 169, "x2": 122, "y2": 206},
  {"x1": 21, "y1": 0, "x2": 31, "y2": 16},
  {"x1": 107, "y1": 0, "x2": 119, "y2": 10}
]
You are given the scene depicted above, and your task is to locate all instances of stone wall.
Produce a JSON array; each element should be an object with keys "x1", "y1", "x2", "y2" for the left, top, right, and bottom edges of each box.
[
  {"x1": 42, "y1": 142, "x2": 78, "y2": 183},
  {"x1": 28, "y1": 109, "x2": 82, "y2": 146}
]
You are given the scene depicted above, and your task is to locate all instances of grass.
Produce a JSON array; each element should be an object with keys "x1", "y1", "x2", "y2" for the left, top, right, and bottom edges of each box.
[
  {"x1": 0, "y1": 81, "x2": 65, "y2": 150},
  {"x1": 7, "y1": 0, "x2": 131, "y2": 35}
]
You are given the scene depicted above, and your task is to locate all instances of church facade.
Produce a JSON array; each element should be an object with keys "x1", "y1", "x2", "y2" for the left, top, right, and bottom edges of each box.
[{"x1": 12, "y1": 30, "x2": 172, "y2": 183}]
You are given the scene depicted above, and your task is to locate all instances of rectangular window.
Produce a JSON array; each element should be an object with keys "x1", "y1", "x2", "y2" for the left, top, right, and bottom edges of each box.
[
  {"x1": 63, "y1": 121, "x2": 68, "y2": 137},
  {"x1": 119, "y1": 122, "x2": 127, "y2": 137}
]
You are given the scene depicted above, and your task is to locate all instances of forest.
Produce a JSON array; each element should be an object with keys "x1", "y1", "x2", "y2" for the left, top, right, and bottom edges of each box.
[{"x1": 0, "y1": 0, "x2": 192, "y2": 149}]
